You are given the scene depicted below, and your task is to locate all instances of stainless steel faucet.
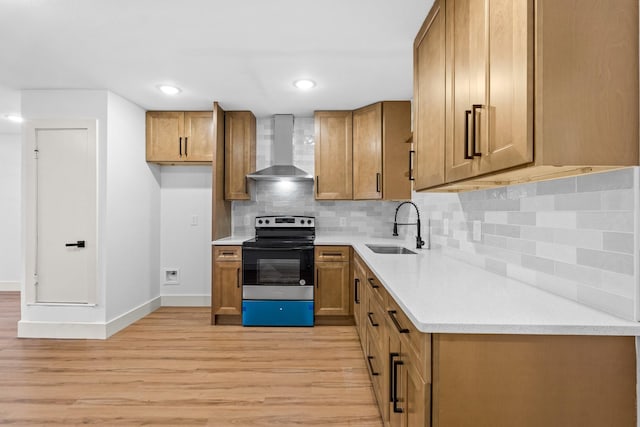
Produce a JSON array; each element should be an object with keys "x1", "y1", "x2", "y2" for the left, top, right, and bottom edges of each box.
[{"x1": 393, "y1": 201, "x2": 426, "y2": 249}]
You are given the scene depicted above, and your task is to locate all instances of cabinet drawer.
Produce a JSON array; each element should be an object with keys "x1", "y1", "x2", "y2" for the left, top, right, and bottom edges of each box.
[
  {"x1": 365, "y1": 271, "x2": 386, "y2": 305},
  {"x1": 365, "y1": 320, "x2": 385, "y2": 407},
  {"x1": 315, "y1": 246, "x2": 350, "y2": 262},
  {"x1": 365, "y1": 291, "x2": 386, "y2": 346},
  {"x1": 214, "y1": 246, "x2": 242, "y2": 262},
  {"x1": 387, "y1": 297, "x2": 430, "y2": 381}
]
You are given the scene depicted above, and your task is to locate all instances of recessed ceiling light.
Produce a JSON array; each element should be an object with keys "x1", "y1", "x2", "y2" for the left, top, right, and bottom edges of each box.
[
  {"x1": 293, "y1": 79, "x2": 316, "y2": 90},
  {"x1": 158, "y1": 85, "x2": 181, "y2": 95},
  {"x1": 5, "y1": 114, "x2": 23, "y2": 123}
]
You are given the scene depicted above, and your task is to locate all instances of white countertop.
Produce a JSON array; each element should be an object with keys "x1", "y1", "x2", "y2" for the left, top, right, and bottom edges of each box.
[{"x1": 213, "y1": 234, "x2": 640, "y2": 336}]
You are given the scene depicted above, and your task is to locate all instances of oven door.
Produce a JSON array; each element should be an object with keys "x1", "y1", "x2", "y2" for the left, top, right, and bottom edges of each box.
[{"x1": 242, "y1": 245, "x2": 314, "y2": 300}]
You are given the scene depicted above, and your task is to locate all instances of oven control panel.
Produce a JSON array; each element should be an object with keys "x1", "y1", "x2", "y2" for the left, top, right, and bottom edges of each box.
[{"x1": 255, "y1": 215, "x2": 315, "y2": 228}]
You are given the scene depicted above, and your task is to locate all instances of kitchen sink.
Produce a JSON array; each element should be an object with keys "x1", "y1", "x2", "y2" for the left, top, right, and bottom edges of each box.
[{"x1": 366, "y1": 244, "x2": 416, "y2": 255}]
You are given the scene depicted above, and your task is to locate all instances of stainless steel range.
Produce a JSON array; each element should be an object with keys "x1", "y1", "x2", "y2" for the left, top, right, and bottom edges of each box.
[{"x1": 242, "y1": 215, "x2": 315, "y2": 326}]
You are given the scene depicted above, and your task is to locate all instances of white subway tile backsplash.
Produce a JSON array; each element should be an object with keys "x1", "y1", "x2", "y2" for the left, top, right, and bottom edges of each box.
[
  {"x1": 576, "y1": 212, "x2": 634, "y2": 232},
  {"x1": 576, "y1": 248, "x2": 634, "y2": 276},
  {"x1": 536, "y1": 242, "x2": 577, "y2": 265},
  {"x1": 413, "y1": 168, "x2": 638, "y2": 320},
  {"x1": 602, "y1": 232, "x2": 634, "y2": 254},
  {"x1": 537, "y1": 212, "x2": 577, "y2": 229}
]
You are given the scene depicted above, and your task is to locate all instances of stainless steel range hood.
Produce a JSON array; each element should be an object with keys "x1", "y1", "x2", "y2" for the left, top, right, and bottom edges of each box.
[{"x1": 247, "y1": 114, "x2": 313, "y2": 181}]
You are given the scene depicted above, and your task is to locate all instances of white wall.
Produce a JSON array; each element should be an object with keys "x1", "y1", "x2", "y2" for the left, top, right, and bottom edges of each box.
[
  {"x1": 0, "y1": 133, "x2": 22, "y2": 289},
  {"x1": 105, "y1": 92, "x2": 161, "y2": 321},
  {"x1": 160, "y1": 166, "x2": 211, "y2": 304}
]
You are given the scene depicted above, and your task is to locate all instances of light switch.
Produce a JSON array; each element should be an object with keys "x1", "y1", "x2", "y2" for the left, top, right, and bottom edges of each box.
[
  {"x1": 443, "y1": 218, "x2": 449, "y2": 235},
  {"x1": 191, "y1": 215, "x2": 199, "y2": 226}
]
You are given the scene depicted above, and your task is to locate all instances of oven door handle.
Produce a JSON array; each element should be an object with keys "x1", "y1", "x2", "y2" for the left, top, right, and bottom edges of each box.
[{"x1": 243, "y1": 246, "x2": 314, "y2": 251}]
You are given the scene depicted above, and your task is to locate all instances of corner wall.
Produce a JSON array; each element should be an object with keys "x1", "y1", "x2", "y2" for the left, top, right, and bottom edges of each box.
[
  {"x1": 105, "y1": 92, "x2": 161, "y2": 322},
  {"x1": 0, "y1": 133, "x2": 21, "y2": 290}
]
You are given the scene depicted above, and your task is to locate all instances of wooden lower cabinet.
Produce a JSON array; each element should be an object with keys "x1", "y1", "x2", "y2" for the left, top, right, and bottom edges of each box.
[
  {"x1": 357, "y1": 265, "x2": 637, "y2": 427},
  {"x1": 211, "y1": 246, "x2": 242, "y2": 325},
  {"x1": 314, "y1": 246, "x2": 352, "y2": 325},
  {"x1": 353, "y1": 254, "x2": 368, "y2": 348}
]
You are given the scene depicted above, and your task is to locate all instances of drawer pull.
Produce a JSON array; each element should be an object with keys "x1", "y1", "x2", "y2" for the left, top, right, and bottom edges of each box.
[
  {"x1": 321, "y1": 252, "x2": 344, "y2": 257},
  {"x1": 221, "y1": 251, "x2": 236, "y2": 256},
  {"x1": 367, "y1": 312, "x2": 379, "y2": 327},
  {"x1": 389, "y1": 352, "x2": 399, "y2": 401},
  {"x1": 367, "y1": 355, "x2": 380, "y2": 376},
  {"x1": 393, "y1": 359, "x2": 404, "y2": 413},
  {"x1": 367, "y1": 278, "x2": 379, "y2": 289},
  {"x1": 354, "y1": 278, "x2": 360, "y2": 304},
  {"x1": 388, "y1": 310, "x2": 409, "y2": 334}
]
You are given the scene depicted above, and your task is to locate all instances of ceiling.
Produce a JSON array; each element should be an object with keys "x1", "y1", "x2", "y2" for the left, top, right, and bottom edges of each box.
[{"x1": 0, "y1": 0, "x2": 433, "y2": 134}]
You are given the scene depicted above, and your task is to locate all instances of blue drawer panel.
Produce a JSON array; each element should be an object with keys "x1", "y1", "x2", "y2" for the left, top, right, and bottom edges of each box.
[{"x1": 242, "y1": 300, "x2": 314, "y2": 326}]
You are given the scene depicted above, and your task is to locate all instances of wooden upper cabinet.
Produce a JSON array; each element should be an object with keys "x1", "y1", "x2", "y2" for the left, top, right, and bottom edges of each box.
[
  {"x1": 224, "y1": 111, "x2": 256, "y2": 200},
  {"x1": 184, "y1": 111, "x2": 214, "y2": 162},
  {"x1": 314, "y1": 111, "x2": 353, "y2": 200},
  {"x1": 355, "y1": 101, "x2": 413, "y2": 201},
  {"x1": 445, "y1": 0, "x2": 533, "y2": 183},
  {"x1": 146, "y1": 111, "x2": 213, "y2": 164},
  {"x1": 414, "y1": 0, "x2": 446, "y2": 190},
  {"x1": 415, "y1": 0, "x2": 638, "y2": 191},
  {"x1": 353, "y1": 103, "x2": 382, "y2": 200}
]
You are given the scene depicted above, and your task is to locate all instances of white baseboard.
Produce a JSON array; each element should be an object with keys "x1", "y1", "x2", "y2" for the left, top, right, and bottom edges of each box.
[
  {"x1": 17, "y1": 296, "x2": 162, "y2": 340},
  {"x1": 18, "y1": 320, "x2": 108, "y2": 339},
  {"x1": 0, "y1": 281, "x2": 20, "y2": 292},
  {"x1": 105, "y1": 296, "x2": 162, "y2": 338},
  {"x1": 161, "y1": 295, "x2": 210, "y2": 307}
]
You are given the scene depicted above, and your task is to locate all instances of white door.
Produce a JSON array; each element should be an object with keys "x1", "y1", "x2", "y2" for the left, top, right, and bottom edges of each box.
[{"x1": 30, "y1": 123, "x2": 97, "y2": 304}]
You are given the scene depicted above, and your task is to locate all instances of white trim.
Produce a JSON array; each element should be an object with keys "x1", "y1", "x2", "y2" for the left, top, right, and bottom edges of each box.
[
  {"x1": 0, "y1": 282, "x2": 20, "y2": 292},
  {"x1": 161, "y1": 295, "x2": 210, "y2": 307},
  {"x1": 17, "y1": 297, "x2": 161, "y2": 339},
  {"x1": 18, "y1": 320, "x2": 107, "y2": 339},
  {"x1": 105, "y1": 296, "x2": 161, "y2": 338}
]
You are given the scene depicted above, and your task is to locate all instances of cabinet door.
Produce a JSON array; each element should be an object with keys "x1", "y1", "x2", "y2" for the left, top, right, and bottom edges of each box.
[
  {"x1": 414, "y1": 0, "x2": 446, "y2": 190},
  {"x1": 212, "y1": 260, "x2": 242, "y2": 317},
  {"x1": 315, "y1": 261, "x2": 351, "y2": 316},
  {"x1": 146, "y1": 111, "x2": 184, "y2": 162},
  {"x1": 389, "y1": 335, "x2": 429, "y2": 427},
  {"x1": 184, "y1": 111, "x2": 213, "y2": 162},
  {"x1": 381, "y1": 101, "x2": 412, "y2": 200},
  {"x1": 353, "y1": 255, "x2": 367, "y2": 345},
  {"x1": 314, "y1": 111, "x2": 353, "y2": 199},
  {"x1": 445, "y1": 0, "x2": 487, "y2": 182},
  {"x1": 476, "y1": 0, "x2": 533, "y2": 175},
  {"x1": 353, "y1": 103, "x2": 382, "y2": 200},
  {"x1": 225, "y1": 111, "x2": 256, "y2": 200}
]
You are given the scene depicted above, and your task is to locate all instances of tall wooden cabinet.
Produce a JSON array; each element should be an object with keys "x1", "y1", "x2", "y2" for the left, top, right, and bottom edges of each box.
[
  {"x1": 146, "y1": 111, "x2": 213, "y2": 163},
  {"x1": 211, "y1": 246, "x2": 242, "y2": 325},
  {"x1": 414, "y1": 0, "x2": 639, "y2": 191},
  {"x1": 353, "y1": 102, "x2": 412, "y2": 200},
  {"x1": 314, "y1": 111, "x2": 353, "y2": 200},
  {"x1": 224, "y1": 111, "x2": 256, "y2": 200}
]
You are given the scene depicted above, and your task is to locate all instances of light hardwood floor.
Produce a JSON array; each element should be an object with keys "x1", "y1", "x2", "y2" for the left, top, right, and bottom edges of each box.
[{"x1": 0, "y1": 292, "x2": 383, "y2": 426}]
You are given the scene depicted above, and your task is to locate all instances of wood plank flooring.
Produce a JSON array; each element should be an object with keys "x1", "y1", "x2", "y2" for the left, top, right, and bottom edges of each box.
[{"x1": 0, "y1": 292, "x2": 383, "y2": 426}]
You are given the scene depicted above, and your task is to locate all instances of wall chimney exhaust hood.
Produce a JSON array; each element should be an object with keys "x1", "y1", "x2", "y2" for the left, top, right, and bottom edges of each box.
[{"x1": 247, "y1": 114, "x2": 313, "y2": 181}]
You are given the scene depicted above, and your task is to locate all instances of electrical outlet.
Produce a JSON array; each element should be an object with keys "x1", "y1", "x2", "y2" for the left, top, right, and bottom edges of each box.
[
  {"x1": 244, "y1": 216, "x2": 250, "y2": 226},
  {"x1": 443, "y1": 218, "x2": 449, "y2": 235},
  {"x1": 472, "y1": 220, "x2": 482, "y2": 241},
  {"x1": 339, "y1": 217, "x2": 347, "y2": 227}
]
